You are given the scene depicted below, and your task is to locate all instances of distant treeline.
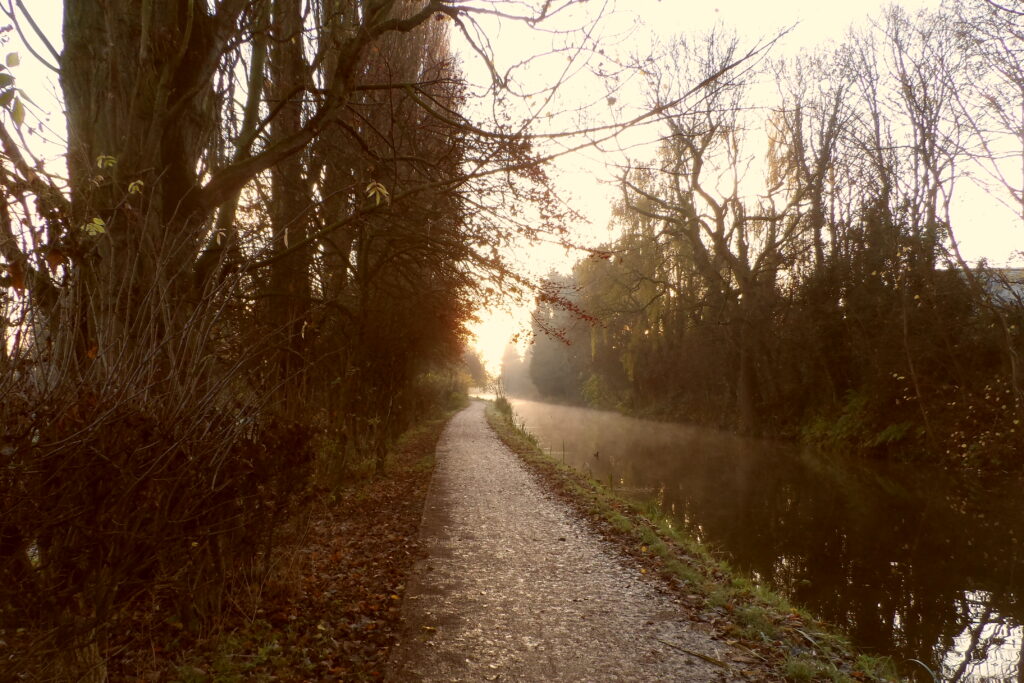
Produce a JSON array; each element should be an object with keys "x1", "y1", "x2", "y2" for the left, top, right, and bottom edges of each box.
[{"x1": 521, "y1": 1, "x2": 1024, "y2": 467}]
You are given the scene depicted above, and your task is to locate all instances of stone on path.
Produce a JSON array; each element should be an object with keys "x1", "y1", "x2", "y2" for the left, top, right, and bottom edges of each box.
[{"x1": 387, "y1": 402, "x2": 746, "y2": 682}]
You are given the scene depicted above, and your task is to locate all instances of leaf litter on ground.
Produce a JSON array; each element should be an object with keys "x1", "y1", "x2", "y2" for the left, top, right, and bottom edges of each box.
[{"x1": 105, "y1": 414, "x2": 446, "y2": 682}]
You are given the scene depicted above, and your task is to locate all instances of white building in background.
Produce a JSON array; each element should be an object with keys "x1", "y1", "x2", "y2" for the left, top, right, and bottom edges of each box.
[{"x1": 979, "y1": 268, "x2": 1024, "y2": 306}]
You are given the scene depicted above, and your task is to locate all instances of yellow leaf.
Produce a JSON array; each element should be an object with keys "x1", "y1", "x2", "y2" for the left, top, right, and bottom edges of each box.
[
  {"x1": 82, "y1": 217, "x2": 106, "y2": 236},
  {"x1": 11, "y1": 97, "x2": 24, "y2": 127},
  {"x1": 5, "y1": 53, "x2": 18, "y2": 68},
  {"x1": 365, "y1": 180, "x2": 389, "y2": 206}
]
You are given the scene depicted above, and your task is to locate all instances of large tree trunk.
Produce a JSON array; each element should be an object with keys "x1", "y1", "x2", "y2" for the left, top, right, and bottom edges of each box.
[
  {"x1": 52, "y1": 5, "x2": 234, "y2": 675},
  {"x1": 60, "y1": 0, "x2": 232, "y2": 371},
  {"x1": 267, "y1": 0, "x2": 313, "y2": 413}
]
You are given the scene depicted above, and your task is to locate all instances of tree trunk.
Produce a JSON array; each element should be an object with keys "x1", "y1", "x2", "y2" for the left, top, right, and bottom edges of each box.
[
  {"x1": 60, "y1": 0, "x2": 229, "y2": 371},
  {"x1": 267, "y1": 0, "x2": 313, "y2": 413}
]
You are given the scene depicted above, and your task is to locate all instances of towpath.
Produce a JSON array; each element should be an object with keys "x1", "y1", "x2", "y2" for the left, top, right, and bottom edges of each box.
[{"x1": 386, "y1": 401, "x2": 750, "y2": 682}]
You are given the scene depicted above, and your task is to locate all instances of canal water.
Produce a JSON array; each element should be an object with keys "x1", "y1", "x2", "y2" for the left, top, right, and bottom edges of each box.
[{"x1": 504, "y1": 397, "x2": 1024, "y2": 682}]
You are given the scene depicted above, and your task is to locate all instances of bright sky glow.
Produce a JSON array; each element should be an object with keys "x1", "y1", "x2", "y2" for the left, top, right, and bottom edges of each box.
[
  {"x1": 8, "y1": 1, "x2": 1020, "y2": 377},
  {"x1": 4, "y1": 3, "x2": 63, "y2": 168},
  {"x1": 466, "y1": 0, "x2": 1024, "y2": 376},
  {"x1": 467, "y1": 0, "x2": 918, "y2": 373}
]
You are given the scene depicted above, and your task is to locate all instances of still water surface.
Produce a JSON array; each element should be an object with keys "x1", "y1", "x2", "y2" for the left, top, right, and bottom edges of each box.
[{"x1": 503, "y1": 398, "x2": 1024, "y2": 682}]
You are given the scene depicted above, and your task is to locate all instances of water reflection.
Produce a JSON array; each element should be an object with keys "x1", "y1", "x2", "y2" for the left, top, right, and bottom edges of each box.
[
  {"x1": 508, "y1": 398, "x2": 1024, "y2": 682},
  {"x1": 942, "y1": 591, "x2": 1022, "y2": 682}
]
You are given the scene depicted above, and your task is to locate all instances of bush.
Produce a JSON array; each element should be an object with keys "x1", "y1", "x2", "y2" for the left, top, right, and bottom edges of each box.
[
  {"x1": 581, "y1": 373, "x2": 621, "y2": 410},
  {"x1": 494, "y1": 395, "x2": 513, "y2": 416},
  {"x1": 0, "y1": 382, "x2": 314, "y2": 679},
  {"x1": 0, "y1": 280, "x2": 316, "y2": 680}
]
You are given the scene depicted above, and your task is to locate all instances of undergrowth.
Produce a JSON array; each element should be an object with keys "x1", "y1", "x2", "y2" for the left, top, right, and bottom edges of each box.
[
  {"x1": 100, "y1": 404, "x2": 459, "y2": 681},
  {"x1": 484, "y1": 400, "x2": 899, "y2": 683}
]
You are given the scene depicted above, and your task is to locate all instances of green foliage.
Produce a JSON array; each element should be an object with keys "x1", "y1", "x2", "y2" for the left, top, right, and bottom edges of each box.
[
  {"x1": 803, "y1": 390, "x2": 922, "y2": 456},
  {"x1": 494, "y1": 395, "x2": 513, "y2": 416},
  {"x1": 734, "y1": 605, "x2": 781, "y2": 641},
  {"x1": 10, "y1": 96, "x2": 23, "y2": 126},
  {"x1": 364, "y1": 180, "x2": 390, "y2": 206},
  {"x1": 461, "y1": 349, "x2": 489, "y2": 387},
  {"x1": 410, "y1": 369, "x2": 470, "y2": 413},
  {"x1": 581, "y1": 373, "x2": 620, "y2": 410},
  {"x1": 0, "y1": 54, "x2": 25, "y2": 127},
  {"x1": 783, "y1": 656, "x2": 819, "y2": 682},
  {"x1": 870, "y1": 421, "x2": 915, "y2": 447},
  {"x1": 802, "y1": 392, "x2": 873, "y2": 448},
  {"x1": 81, "y1": 216, "x2": 106, "y2": 235}
]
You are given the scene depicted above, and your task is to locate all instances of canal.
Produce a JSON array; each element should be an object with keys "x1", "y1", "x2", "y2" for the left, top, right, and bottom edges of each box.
[{"x1": 505, "y1": 397, "x2": 1024, "y2": 682}]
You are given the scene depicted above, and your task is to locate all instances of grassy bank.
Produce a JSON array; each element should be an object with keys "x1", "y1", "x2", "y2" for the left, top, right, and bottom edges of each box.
[
  {"x1": 101, "y1": 406, "x2": 458, "y2": 682},
  {"x1": 485, "y1": 398, "x2": 899, "y2": 683}
]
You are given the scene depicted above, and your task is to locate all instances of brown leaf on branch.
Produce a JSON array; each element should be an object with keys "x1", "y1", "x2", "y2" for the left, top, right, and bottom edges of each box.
[
  {"x1": 8, "y1": 260, "x2": 25, "y2": 293},
  {"x1": 45, "y1": 248, "x2": 67, "y2": 273}
]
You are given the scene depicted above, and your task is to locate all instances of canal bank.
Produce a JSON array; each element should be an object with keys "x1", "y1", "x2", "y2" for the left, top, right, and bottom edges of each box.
[
  {"x1": 484, "y1": 399, "x2": 899, "y2": 682},
  {"x1": 496, "y1": 396, "x2": 1024, "y2": 682},
  {"x1": 389, "y1": 401, "x2": 772, "y2": 682}
]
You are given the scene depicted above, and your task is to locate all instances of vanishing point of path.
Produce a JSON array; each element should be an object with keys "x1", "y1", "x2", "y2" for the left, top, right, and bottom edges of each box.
[{"x1": 387, "y1": 402, "x2": 749, "y2": 682}]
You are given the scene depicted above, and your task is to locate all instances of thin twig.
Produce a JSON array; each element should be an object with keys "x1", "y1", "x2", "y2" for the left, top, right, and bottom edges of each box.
[{"x1": 656, "y1": 638, "x2": 732, "y2": 669}]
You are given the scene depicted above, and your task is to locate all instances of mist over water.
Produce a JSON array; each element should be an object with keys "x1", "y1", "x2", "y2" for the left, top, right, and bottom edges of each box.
[{"x1": 506, "y1": 398, "x2": 1024, "y2": 682}]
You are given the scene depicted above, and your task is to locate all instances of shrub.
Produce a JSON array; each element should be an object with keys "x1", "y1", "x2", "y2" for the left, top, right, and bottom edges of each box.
[
  {"x1": 494, "y1": 395, "x2": 513, "y2": 416},
  {"x1": 0, "y1": 380, "x2": 314, "y2": 679},
  {"x1": 0, "y1": 285, "x2": 315, "y2": 680}
]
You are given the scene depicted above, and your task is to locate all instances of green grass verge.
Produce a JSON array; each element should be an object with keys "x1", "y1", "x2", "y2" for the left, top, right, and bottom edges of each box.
[{"x1": 485, "y1": 401, "x2": 899, "y2": 683}]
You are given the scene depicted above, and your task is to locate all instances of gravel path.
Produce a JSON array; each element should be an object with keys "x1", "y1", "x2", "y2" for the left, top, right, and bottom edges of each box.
[{"x1": 387, "y1": 402, "x2": 747, "y2": 682}]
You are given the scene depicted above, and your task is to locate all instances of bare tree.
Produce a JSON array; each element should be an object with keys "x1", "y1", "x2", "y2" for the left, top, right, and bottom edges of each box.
[{"x1": 952, "y1": 0, "x2": 1024, "y2": 223}]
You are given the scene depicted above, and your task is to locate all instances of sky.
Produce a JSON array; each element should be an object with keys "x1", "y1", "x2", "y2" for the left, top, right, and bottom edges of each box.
[
  {"x1": 9, "y1": 0, "x2": 1021, "y2": 376},
  {"x1": 462, "y1": 0, "x2": 971, "y2": 374},
  {"x1": 3, "y1": 2, "x2": 63, "y2": 166}
]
